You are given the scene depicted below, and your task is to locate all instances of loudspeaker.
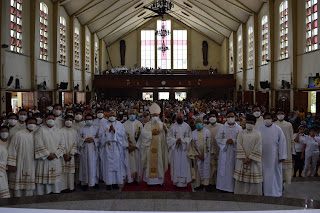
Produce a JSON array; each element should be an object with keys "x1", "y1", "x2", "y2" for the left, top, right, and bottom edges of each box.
[
  {"x1": 59, "y1": 82, "x2": 68, "y2": 90},
  {"x1": 260, "y1": 81, "x2": 270, "y2": 89}
]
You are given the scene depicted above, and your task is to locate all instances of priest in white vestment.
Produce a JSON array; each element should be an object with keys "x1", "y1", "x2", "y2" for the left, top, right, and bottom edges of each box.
[
  {"x1": 8, "y1": 113, "x2": 25, "y2": 139},
  {"x1": 257, "y1": 112, "x2": 287, "y2": 197},
  {"x1": 78, "y1": 114, "x2": 100, "y2": 190},
  {"x1": 99, "y1": 111, "x2": 129, "y2": 190},
  {"x1": 253, "y1": 105, "x2": 264, "y2": 129},
  {"x1": 274, "y1": 108, "x2": 294, "y2": 184},
  {"x1": 234, "y1": 114, "x2": 263, "y2": 195},
  {"x1": 188, "y1": 117, "x2": 212, "y2": 190},
  {"x1": 167, "y1": 113, "x2": 192, "y2": 187},
  {"x1": 0, "y1": 126, "x2": 10, "y2": 149},
  {"x1": 124, "y1": 109, "x2": 143, "y2": 184},
  {"x1": 94, "y1": 108, "x2": 107, "y2": 129},
  {"x1": 141, "y1": 103, "x2": 168, "y2": 185},
  {"x1": 216, "y1": 110, "x2": 243, "y2": 192},
  {"x1": 0, "y1": 126, "x2": 10, "y2": 198},
  {"x1": 61, "y1": 115, "x2": 78, "y2": 191},
  {"x1": 205, "y1": 110, "x2": 222, "y2": 185},
  {"x1": 35, "y1": 113, "x2": 65, "y2": 195},
  {"x1": 7, "y1": 118, "x2": 37, "y2": 197},
  {"x1": 53, "y1": 104, "x2": 64, "y2": 129}
]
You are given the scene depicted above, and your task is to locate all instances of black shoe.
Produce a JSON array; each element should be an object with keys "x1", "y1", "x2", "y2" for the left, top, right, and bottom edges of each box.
[
  {"x1": 106, "y1": 185, "x2": 112, "y2": 190},
  {"x1": 194, "y1": 185, "x2": 204, "y2": 190},
  {"x1": 205, "y1": 185, "x2": 212, "y2": 192},
  {"x1": 94, "y1": 184, "x2": 100, "y2": 189},
  {"x1": 81, "y1": 185, "x2": 89, "y2": 191},
  {"x1": 133, "y1": 180, "x2": 139, "y2": 185},
  {"x1": 112, "y1": 184, "x2": 119, "y2": 189},
  {"x1": 293, "y1": 174, "x2": 296, "y2": 177}
]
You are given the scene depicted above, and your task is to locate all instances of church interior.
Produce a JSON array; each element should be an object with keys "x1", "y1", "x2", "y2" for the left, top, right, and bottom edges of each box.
[{"x1": 0, "y1": 0, "x2": 320, "y2": 212}]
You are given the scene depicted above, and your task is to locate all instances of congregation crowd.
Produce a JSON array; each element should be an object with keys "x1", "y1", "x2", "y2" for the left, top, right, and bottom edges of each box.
[{"x1": 0, "y1": 99, "x2": 319, "y2": 199}]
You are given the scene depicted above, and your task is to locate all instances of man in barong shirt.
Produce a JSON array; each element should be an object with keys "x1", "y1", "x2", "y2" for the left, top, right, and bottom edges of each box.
[
  {"x1": 124, "y1": 109, "x2": 143, "y2": 184},
  {"x1": 252, "y1": 105, "x2": 264, "y2": 129},
  {"x1": 274, "y1": 108, "x2": 294, "y2": 184},
  {"x1": 8, "y1": 117, "x2": 37, "y2": 197},
  {"x1": 141, "y1": 103, "x2": 168, "y2": 186},
  {"x1": 167, "y1": 113, "x2": 192, "y2": 188},
  {"x1": 216, "y1": 110, "x2": 243, "y2": 192},
  {"x1": 257, "y1": 112, "x2": 287, "y2": 197},
  {"x1": 234, "y1": 114, "x2": 263, "y2": 195},
  {"x1": 188, "y1": 117, "x2": 212, "y2": 191},
  {"x1": 35, "y1": 113, "x2": 65, "y2": 195}
]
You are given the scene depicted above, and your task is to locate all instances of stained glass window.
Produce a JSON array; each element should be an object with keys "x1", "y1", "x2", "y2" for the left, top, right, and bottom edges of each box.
[
  {"x1": 95, "y1": 41, "x2": 99, "y2": 73},
  {"x1": 306, "y1": 0, "x2": 318, "y2": 52},
  {"x1": 280, "y1": 0, "x2": 288, "y2": 59},
  {"x1": 10, "y1": 0, "x2": 23, "y2": 53},
  {"x1": 238, "y1": 34, "x2": 243, "y2": 70},
  {"x1": 60, "y1": 16, "x2": 66, "y2": 65},
  {"x1": 141, "y1": 30, "x2": 155, "y2": 68},
  {"x1": 85, "y1": 35, "x2": 90, "y2": 70},
  {"x1": 229, "y1": 40, "x2": 233, "y2": 73},
  {"x1": 74, "y1": 27, "x2": 80, "y2": 69},
  {"x1": 157, "y1": 20, "x2": 171, "y2": 69},
  {"x1": 173, "y1": 30, "x2": 187, "y2": 69},
  {"x1": 40, "y1": 2, "x2": 48, "y2": 60},
  {"x1": 262, "y1": 16, "x2": 269, "y2": 65},
  {"x1": 248, "y1": 27, "x2": 254, "y2": 68}
]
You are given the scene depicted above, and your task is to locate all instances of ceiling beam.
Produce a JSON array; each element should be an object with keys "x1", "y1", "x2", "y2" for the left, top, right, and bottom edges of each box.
[
  {"x1": 233, "y1": 0, "x2": 255, "y2": 14},
  {"x1": 204, "y1": 0, "x2": 243, "y2": 24},
  {"x1": 59, "y1": 0, "x2": 72, "y2": 6},
  {"x1": 75, "y1": 0, "x2": 104, "y2": 17},
  {"x1": 224, "y1": 0, "x2": 253, "y2": 15},
  {"x1": 71, "y1": 0, "x2": 95, "y2": 16}
]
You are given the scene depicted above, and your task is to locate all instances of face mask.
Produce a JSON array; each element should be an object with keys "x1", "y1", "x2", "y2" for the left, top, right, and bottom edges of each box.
[
  {"x1": 264, "y1": 119, "x2": 273, "y2": 126},
  {"x1": 97, "y1": 113, "x2": 104, "y2": 119},
  {"x1": 277, "y1": 114, "x2": 285, "y2": 121},
  {"x1": 129, "y1": 115, "x2": 136, "y2": 121},
  {"x1": 55, "y1": 110, "x2": 62, "y2": 116},
  {"x1": 36, "y1": 118, "x2": 42, "y2": 125},
  {"x1": 119, "y1": 112, "x2": 123, "y2": 115},
  {"x1": 184, "y1": 117, "x2": 187, "y2": 121},
  {"x1": 19, "y1": 115, "x2": 27, "y2": 121},
  {"x1": 206, "y1": 111, "x2": 210, "y2": 114},
  {"x1": 152, "y1": 116, "x2": 159, "y2": 123},
  {"x1": 48, "y1": 106, "x2": 53, "y2": 111},
  {"x1": 27, "y1": 124, "x2": 36, "y2": 131},
  {"x1": 28, "y1": 113, "x2": 32, "y2": 116},
  {"x1": 227, "y1": 117, "x2": 235, "y2": 124},
  {"x1": 177, "y1": 118, "x2": 183, "y2": 124},
  {"x1": 8, "y1": 119, "x2": 17, "y2": 126},
  {"x1": 253, "y1": 111, "x2": 261, "y2": 118},
  {"x1": 109, "y1": 116, "x2": 116, "y2": 122},
  {"x1": 246, "y1": 124, "x2": 254, "y2": 131},
  {"x1": 67, "y1": 113, "x2": 73, "y2": 116},
  {"x1": 47, "y1": 119, "x2": 55, "y2": 127},
  {"x1": 147, "y1": 116, "x2": 150, "y2": 120},
  {"x1": 85, "y1": 120, "x2": 93, "y2": 126},
  {"x1": 123, "y1": 117, "x2": 128, "y2": 121},
  {"x1": 196, "y1": 123, "x2": 203, "y2": 130},
  {"x1": 75, "y1": 115, "x2": 82, "y2": 121},
  {"x1": 0, "y1": 132, "x2": 9, "y2": 139},
  {"x1": 307, "y1": 115, "x2": 311, "y2": 118},
  {"x1": 209, "y1": 117, "x2": 216, "y2": 124},
  {"x1": 65, "y1": 120, "x2": 73, "y2": 127}
]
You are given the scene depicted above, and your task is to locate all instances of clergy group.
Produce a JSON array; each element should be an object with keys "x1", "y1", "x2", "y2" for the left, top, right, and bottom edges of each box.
[{"x1": 0, "y1": 101, "x2": 319, "y2": 199}]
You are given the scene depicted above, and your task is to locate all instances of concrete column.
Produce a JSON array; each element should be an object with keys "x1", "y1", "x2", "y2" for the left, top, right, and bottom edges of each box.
[
  {"x1": 90, "y1": 33, "x2": 95, "y2": 100},
  {"x1": 225, "y1": 37, "x2": 229, "y2": 74},
  {"x1": 290, "y1": 0, "x2": 298, "y2": 112},
  {"x1": 268, "y1": 0, "x2": 275, "y2": 109},
  {"x1": 30, "y1": 0, "x2": 37, "y2": 107},
  {"x1": 242, "y1": 23, "x2": 247, "y2": 103},
  {"x1": 69, "y1": 16, "x2": 74, "y2": 99},
  {"x1": 81, "y1": 26, "x2": 86, "y2": 93},
  {"x1": 253, "y1": 13, "x2": 259, "y2": 104},
  {"x1": 52, "y1": 1, "x2": 60, "y2": 104}
]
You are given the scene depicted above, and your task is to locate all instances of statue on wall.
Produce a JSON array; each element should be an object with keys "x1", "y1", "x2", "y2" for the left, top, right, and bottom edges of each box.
[
  {"x1": 120, "y1": 40, "x2": 126, "y2": 66},
  {"x1": 202, "y1": 41, "x2": 208, "y2": 66}
]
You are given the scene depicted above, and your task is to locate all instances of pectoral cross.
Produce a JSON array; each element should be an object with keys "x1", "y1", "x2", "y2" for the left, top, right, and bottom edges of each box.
[
  {"x1": 174, "y1": 130, "x2": 177, "y2": 139},
  {"x1": 221, "y1": 130, "x2": 226, "y2": 139},
  {"x1": 81, "y1": 132, "x2": 85, "y2": 138},
  {"x1": 49, "y1": 168, "x2": 55, "y2": 174},
  {"x1": 244, "y1": 165, "x2": 250, "y2": 173},
  {"x1": 22, "y1": 172, "x2": 29, "y2": 178},
  {"x1": 183, "y1": 131, "x2": 187, "y2": 139}
]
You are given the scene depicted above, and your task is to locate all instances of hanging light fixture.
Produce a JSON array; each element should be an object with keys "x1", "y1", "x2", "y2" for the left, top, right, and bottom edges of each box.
[{"x1": 150, "y1": 0, "x2": 174, "y2": 14}]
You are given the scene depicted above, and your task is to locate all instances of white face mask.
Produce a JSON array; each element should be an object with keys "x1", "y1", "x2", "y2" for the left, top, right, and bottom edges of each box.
[
  {"x1": 277, "y1": 114, "x2": 285, "y2": 121},
  {"x1": 27, "y1": 124, "x2": 36, "y2": 131},
  {"x1": 152, "y1": 116, "x2": 159, "y2": 123},
  {"x1": 209, "y1": 117, "x2": 216, "y2": 124},
  {"x1": 55, "y1": 110, "x2": 62, "y2": 116},
  {"x1": 246, "y1": 124, "x2": 254, "y2": 131},
  {"x1": 109, "y1": 116, "x2": 116, "y2": 122},
  {"x1": 65, "y1": 120, "x2": 73, "y2": 127},
  {"x1": 48, "y1": 106, "x2": 53, "y2": 111},
  {"x1": 264, "y1": 119, "x2": 273, "y2": 126},
  {"x1": 67, "y1": 113, "x2": 74, "y2": 116},
  {"x1": 8, "y1": 119, "x2": 18, "y2": 126},
  {"x1": 47, "y1": 119, "x2": 55, "y2": 127},
  {"x1": 227, "y1": 117, "x2": 235, "y2": 124},
  {"x1": 75, "y1": 115, "x2": 82, "y2": 121},
  {"x1": 36, "y1": 118, "x2": 42, "y2": 125},
  {"x1": 253, "y1": 111, "x2": 261, "y2": 118},
  {"x1": 97, "y1": 113, "x2": 104, "y2": 119},
  {"x1": 0, "y1": 132, "x2": 9, "y2": 139},
  {"x1": 19, "y1": 115, "x2": 27, "y2": 121}
]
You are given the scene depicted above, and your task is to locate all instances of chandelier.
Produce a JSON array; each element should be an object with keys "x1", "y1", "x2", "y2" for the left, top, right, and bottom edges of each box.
[{"x1": 151, "y1": 0, "x2": 174, "y2": 13}]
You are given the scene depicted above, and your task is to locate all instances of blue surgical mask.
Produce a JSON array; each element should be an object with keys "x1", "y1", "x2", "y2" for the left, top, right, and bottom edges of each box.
[
  {"x1": 85, "y1": 120, "x2": 93, "y2": 126},
  {"x1": 123, "y1": 117, "x2": 128, "y2": 121},
  {"x1": 196, "y1": 123, "x2": 203, "y2": 130},
  {"x1": 307, "y1": 115, "x2": 311, "y2": 118},
  {"x1": 129, "y1": 115, "x2": 136, "y2": 121}
]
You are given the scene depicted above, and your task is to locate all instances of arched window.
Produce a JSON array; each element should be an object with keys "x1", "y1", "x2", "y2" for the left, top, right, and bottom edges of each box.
[
  {"x1": 85, "y1": 35, "x2": 90, "y2": 70},
  {"x1": 306, "y1": 0, "x2": 318, "y2": 52},
  {"x1": 40, "y1": 2, "x2": 48, "y2": 60},
  {"x1": 95, "y1": 41, "x2": 98, "y2": 73},
  {"x1": 10, "y1": 0, "x2": 23, "y2": 53},
  {"x1": 248, "y1": 27, "x2": 254, "y2": 68},
  {"x1": 238, "y1": 34, "x2": 243, "y2": 70},
  {"x1": 279, "y1": 0, "x2": 288, "y2": 59},
  {"x1": 261, "y1": 16, "x2": 268, "y2": 65},
  {"x1": 173, "y1": 30, "x2": 187, "y2": 69},
  {"x1": 141, "y1": 30, "x2": 155, "y2": 69},
  {"x1": 59, "y1": 16, "x2": 66, "y2": 65},
  {"x1": 229, "y1": 39, "x2": 233, "y2": 73},
  {"x1": 74, "y1": 27, "x2": 80, "y2": 69}
]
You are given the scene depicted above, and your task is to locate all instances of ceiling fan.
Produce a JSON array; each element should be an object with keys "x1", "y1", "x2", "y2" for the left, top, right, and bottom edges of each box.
[{"x1": 143, "y1": 0, "x2": 174, "y2": 19}]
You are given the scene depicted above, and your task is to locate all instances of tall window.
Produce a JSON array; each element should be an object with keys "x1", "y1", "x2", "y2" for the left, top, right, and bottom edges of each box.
[
  {"x1": 306, "y1": 0, "x2": 318, "y2": 52},
  {"x1": 95, "y1": 41, "x2": 98, "y2": 73},
  {"x1": 59, "y1": 16, "x2": 66, "y2": 65},
  {"x1": 141, "y1": 30, "x2": 155, "y2": 68},
  {"x1": 40, "y1": 2, "x2": 48, "y2": 61},
  {"x1": 74, "y1": 27, "x2": 80, "y2": 69},
  {"x1": 238, "y1": 34, "x2": 243, "y2": 70},
  {"x1": 173, "y1": 30, "x2": 187, "y2": 69},
  {"x1": 229, "y1": 40, "x2": 233, "y2": 73},
  {"x1": 157, "y1": 20, "x2": 171, "y2": 69},
  {"x1": 280, "y1": 0, "x2": 288, "y2": 59},
  {"x1": 85, "y1": 35, "x2": 90, "y2": 70},
  {"x1": 262, "y1": 16, "x2": 269, "y2": 65},
  {"x1": 10, "y1": 0, "x2": 23, "y2": 53},
  {"x1": 248, "y1": 27, "x2": 254, "y2": 69}
]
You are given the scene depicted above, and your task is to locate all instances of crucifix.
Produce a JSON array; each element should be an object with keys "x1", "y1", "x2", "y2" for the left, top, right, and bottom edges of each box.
[
  {"x1": 244, "y1": 165, "x2": 250, "y2": 173},
  {"x1": 49, "y1": 168, "x2": 55, "y2": 174}
]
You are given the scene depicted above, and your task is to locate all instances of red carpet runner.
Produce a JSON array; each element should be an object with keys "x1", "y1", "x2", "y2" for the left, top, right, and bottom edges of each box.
[{"x1": 122, "y1": 166, "x2": 192, "y2": 192}]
